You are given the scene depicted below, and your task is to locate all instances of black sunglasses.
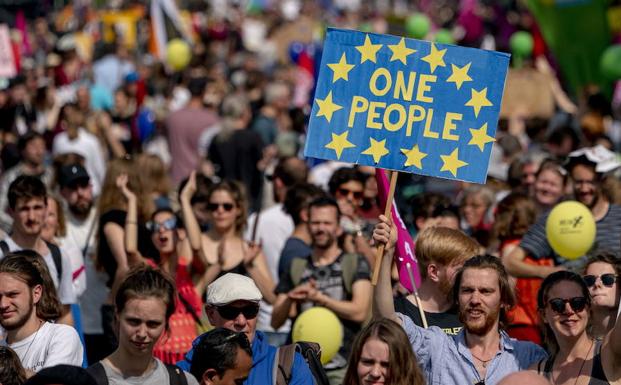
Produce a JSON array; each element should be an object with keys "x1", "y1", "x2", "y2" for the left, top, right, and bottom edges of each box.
[
  {"x1": 337, "y1": 187, "x2": 363, "y2": 200},
  {"x1": 584, "y1": 274, "x2": 618, "y2": 288},
  {"x1": 216, "y1": 304, "x2": 259, "y2": 320},
  {"x1": 207, "y1": 202, "x2": 235, "y2": 212},
  {"x1": 146, "y1": 217, "x2": 177, "y2": 232},
  {"x1": 547, "y1": 297, "x2": 588, "y2": 314}
]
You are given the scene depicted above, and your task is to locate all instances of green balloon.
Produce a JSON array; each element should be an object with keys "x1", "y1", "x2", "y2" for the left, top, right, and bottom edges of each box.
[
  {"x1": 600, "y1": 45, "x2": 621, "y2": 80},
  {"x1": 406, "y1": 14, "x2": 430, "y2": 39},
  {"x1": 510, "y1": 31, "x2": 534, "y2": 57},
  {"x1": 435, "y1": 29, "x2": 455, "y2": 45}
]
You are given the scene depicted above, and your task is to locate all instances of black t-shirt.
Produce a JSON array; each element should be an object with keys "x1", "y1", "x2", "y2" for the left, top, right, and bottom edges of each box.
[
  {"x1": 278, "y1": 237, "x2": 312, "y2": 278},
  {"x1": 394, "y1": 294, "x2": 463, "y2": 336},
  {"x1": 97, "y1": 209, "x2": 158, "y2": 287},
  {"x1": 207, "y1": 129, "x2": 264, "y2": 213},
  {"x1": 275, "y1": 253, "x2": 371, "y2": 369}
]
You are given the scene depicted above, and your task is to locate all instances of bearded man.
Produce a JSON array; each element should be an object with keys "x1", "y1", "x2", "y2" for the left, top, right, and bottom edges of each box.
[
  {"x1": 373, "y1": 215, "x2": 547, "y2": 385},
  {"x1": 394, "y1": 226, "x2": 480, "y2": 335}
]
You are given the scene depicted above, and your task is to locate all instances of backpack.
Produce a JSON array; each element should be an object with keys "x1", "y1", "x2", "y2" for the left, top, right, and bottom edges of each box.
[
  {"x1": 290, "y1": 253, "x2": 359, "y2": 297},
  {"x1": 86, "y1": 361, "x2": 188, "y2": 385},
  {"x1": 0, "y1": 240, "x2": 63, "y2": 282},
  {"x1": 274, "y1": 341, "x2": 330, "y2": 385}
]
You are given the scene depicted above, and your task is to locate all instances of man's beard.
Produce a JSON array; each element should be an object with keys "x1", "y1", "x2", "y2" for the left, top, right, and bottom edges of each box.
[
  {"x1": 458, "y1": 305, "x2": 500, "y2": 336},
  {"x1": 1, "y1": 295, "x2": 34, "y2": 331},
  {"x1": 69, "y1": 201, "x2": 93, "y2": 217},
  {"x1": 311, "y1": 232, "x2": 335, "y2": 250}
]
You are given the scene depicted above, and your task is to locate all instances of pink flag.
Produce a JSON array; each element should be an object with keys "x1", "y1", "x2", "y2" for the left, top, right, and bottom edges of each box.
[{"x1": 375, "y1": 169, "x2": 422, "y2": 291}]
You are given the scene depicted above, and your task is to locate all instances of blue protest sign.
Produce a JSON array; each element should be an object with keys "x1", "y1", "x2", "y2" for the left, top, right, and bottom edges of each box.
[{"x1": 304, "y1": 28, "x2": 510, "y2": 184}]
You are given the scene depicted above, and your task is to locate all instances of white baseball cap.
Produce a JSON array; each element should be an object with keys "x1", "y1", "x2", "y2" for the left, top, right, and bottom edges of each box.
[{"x1": 206, "y1": 273, "x2": 262, "y2": 306}]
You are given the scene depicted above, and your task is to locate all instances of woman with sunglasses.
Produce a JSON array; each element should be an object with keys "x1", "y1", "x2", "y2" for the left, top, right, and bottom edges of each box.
[
  {"x1": 532, "y1": 270, "x2": 621, "y2": 385},
  {"x1": 197, "y1": 180, "x2": 275, "y2": 304},
  {"x1": 117, "y1": 171, "x2": 208, "y2": 364},
  {"x1": 583, "y1": 253, "x2": 621, "y2": 339}
]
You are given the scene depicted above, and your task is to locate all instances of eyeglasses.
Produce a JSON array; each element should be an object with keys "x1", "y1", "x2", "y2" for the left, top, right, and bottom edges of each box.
[
  {"x1": 583, "y1": 274, "x2": 618, "y2": 288},
  {"x1": 146, "y1": 217, "x2": 177, "y2": 232},
  {"x1": 207, "y1": 202, "x2": 235, "y2": 212},
  {"x1": 337, "y1": 187, "x2": 363, "y2": 200},
  {"x1": 216, "y1": 304, "x2": 259, "y2": 320},
  {"x1": 547, "y1": 297, "x2": 588, "y2": 314}
]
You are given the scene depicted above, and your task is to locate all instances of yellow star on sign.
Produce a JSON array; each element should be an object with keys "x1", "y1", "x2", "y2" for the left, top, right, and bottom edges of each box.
[
  {"x1": 325, "y1": 130, "x2": 356, "y2": 159},
  {"x1": 315, "y1": 91, "x2": 343, "y2": 123},
  {"x1": 327, "y1": 53, "x2": 355, "y2": 82},
  {"x1": 468, "y1": 123, "x2": 496, "y2": 151},
  {"x1": 400, "y1": 145, "x2": 427, "y2": 169},
  {"x1": 361, "y1": 137, "x2": 390, "y2": 164},
  {"x1": 388, "y1": 38, "x2": 416, "y2": 65},
  {"x1": 421, "y1": 43, "x2": 447, "y2": 73},
  {"x1": 465, "y1": 88, "x2": 493, "y2": 118},
  {"x1": 356, "y1": 35, "x2": 382, "y2": 64},
  {"x1": 446, "y1": 63, "x2": 473, "y2": 90},
  {"x1": 440, "y1": 148, "x2": 469, "y2": 177}
]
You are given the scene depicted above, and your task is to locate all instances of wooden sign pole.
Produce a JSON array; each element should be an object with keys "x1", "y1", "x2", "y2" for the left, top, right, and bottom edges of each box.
[{"x1": 371, "y1": 170, "x2": 398, "y2": 286}]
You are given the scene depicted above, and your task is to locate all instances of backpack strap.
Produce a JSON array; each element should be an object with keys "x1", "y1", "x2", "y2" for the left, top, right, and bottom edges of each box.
[
  {"x1": 86, "y1": 362, "x2": 109, "y2": 385},
  {"x1": 274, "y1": 344, "x2": 297, "y2": 385},
  {"x1": 44, "y1": 241, "x2": 63, "y2": 283},
  {"x1": 290, "y1": 257, "x2": 308, "y2": 287},
  {"x1": 0, "y1": 240, "x2": 9, "y2": 257},
  {"x1": 165, "y1": 364, "x2": 188, "y2": 385},
  {"x1": 340, "y1": 253, "x2": 359, "y2": 297}
]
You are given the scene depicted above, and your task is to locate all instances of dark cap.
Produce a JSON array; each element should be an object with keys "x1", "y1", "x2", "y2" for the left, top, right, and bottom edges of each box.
[
  {"x1": 24, "y1": 364, "x2": 98, "y2": 385},
  {"x1": 58, "y1": 164, "x2": 90, "y2": 188}
]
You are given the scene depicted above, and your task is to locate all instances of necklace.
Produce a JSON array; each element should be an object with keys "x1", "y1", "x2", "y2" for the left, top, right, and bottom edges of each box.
[
  {"x1": 550, "y1": 339, "x2": 594, "y2": 385},
  {"x1": 18, "y1": 320, "x2": 44, "y2": 365},
  {"x1": 470, "y1": 351, "x2": 495, "y2": 368}
]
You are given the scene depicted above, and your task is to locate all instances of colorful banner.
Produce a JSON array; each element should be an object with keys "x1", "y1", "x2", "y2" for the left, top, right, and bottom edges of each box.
[
  {"x1": 376, "y1": 169, "x2": 421, "y2": 291},
  {"x1": 304, "y1": 28, "x2": 510, "y2": 183}
]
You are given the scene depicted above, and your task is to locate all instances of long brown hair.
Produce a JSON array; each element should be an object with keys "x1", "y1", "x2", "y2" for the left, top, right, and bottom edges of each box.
[
  {"x1": 493, "y1": 192, "x2": 536, "y2": 242},
  {"x1": 343, "y1": 318, "x2": 426, "y2": 385},
  {"x1": 136, "y1": 153, "x2": 171, "y2": 197},
  {"x1": 97, "y1": 157, "x2": 153, "y2": 221},
  {"x1": 0, "y1": 251, "x2": 62, "y2": 321},
  {"x1": 0, "y1": 346, "x2": 27, "y2": 385}
]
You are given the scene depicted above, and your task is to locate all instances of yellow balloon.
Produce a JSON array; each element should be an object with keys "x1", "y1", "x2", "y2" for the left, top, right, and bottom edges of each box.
[
  {"x1": 292, "y1": 307, "x2": 343, "y2": 365},
  {"x1": 545, "y1": 201, "x2": 596, "y2": 260},
  {"x1": 166, "y1": 39, "x2": 191, "y2": 71}
]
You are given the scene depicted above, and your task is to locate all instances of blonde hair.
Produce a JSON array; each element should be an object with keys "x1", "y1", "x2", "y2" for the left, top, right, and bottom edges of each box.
[{"x1": 415, "y1": 227, "x2": 480, "y2": 278}]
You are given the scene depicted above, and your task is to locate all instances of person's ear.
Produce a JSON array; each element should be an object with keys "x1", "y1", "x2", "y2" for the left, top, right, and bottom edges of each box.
[
  {"x1": 415, "y1": 217, "x2": 426, "y2": 231},
  {"x1": 427, "y1": 263, "x2": 440, "y2": 283},
  {"x1": 299, "y1": 209, "x2": 309, "y2": 223},
  {"x1": 202, "y1": 368, "x2": 219, "y2": 385},
  {"x1": 32, "y1": 284, "x2": 42, "y2": 305},
  {"x1": 206, "y1": 305, "x2": 217, "y2": 325}
]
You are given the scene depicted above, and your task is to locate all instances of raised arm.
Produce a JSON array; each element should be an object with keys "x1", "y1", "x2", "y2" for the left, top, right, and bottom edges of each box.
[
  {"x1": 116, "y1": 173, "x2": 143, "y2": 264},
  {"x1": 604, "y1": 304, "x2": 621, "y2": 362},
  {"x1": 503, "y1": 246, "x2": 559, "y2": 279},
  {"x1": 179, "y1": 171, "x2": 208, "y2": 265},
  {"x1": 244, "y1": 242, "x2": 276, "y2": 304},
  {"x1": 372, "y1": 215, "x2": 400, "y2": 323}
]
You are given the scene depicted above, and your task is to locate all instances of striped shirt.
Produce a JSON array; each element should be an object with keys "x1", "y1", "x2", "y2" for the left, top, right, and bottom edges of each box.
[{"x1": 520, "y1": 203, "x2": 621, "y2": 269}]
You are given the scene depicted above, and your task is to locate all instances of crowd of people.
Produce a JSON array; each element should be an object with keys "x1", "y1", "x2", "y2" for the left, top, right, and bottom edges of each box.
[{"x1": 0, "y1": 0, "x2": 620, "y2": 385}]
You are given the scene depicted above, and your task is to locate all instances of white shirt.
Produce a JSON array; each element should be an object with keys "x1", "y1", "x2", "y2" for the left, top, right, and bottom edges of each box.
[
  {"x1": 52, "y1": 128, "x2": 106, "y2": 196},
  {"x1": 1, "y1": 236, "x2": 77, "y2": 305},
  {"x1": 100, "y1": 358, "x2": 199, "y2": 385},
  {"x1": 245, "y1": 204, "x2": 293, "y2": 332},
  {"x1": 6, "y1": 321, "x2": 83, "y2": 372}
]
